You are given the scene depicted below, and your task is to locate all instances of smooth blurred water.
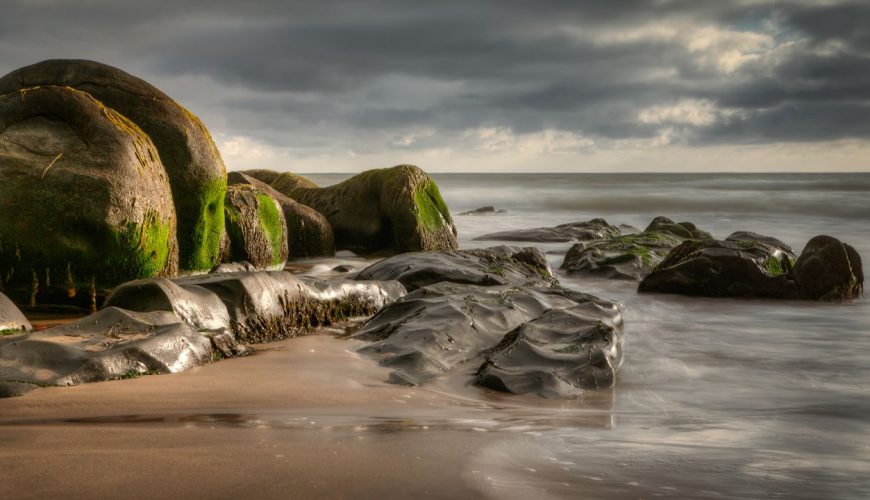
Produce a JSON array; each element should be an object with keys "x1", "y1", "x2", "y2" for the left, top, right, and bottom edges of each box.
[{"x1": 305, "y1": 172, "x2": 870, "y2": 499}]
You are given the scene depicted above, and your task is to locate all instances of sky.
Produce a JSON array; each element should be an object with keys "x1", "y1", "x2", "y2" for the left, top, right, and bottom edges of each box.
[{"x1": 1, "y1": 0, "x2": 869, "y2": 173}]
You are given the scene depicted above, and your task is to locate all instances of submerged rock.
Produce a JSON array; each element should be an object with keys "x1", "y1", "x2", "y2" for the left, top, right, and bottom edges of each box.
[
  {"x1": 0, "y1": 292, "x2": 31, "y2": 334},
  {"x1": 353, "y1": 246, "x2": 623, "y2": 398},
  {"x1": 355, "y1": 245, "x2": 556, "y2": 291},
  {"x1": 474, "y1": 218, "x2": 620, "y2": 243},
  {"x1": 561, "y1": 217, "x2": 712, "y2": 280},
  {"x1": 247, "y1": 165, "x2": 458, "y2": 253},
  {"x1": 229, "y1": 172, "x2": 335, "y2": 259},
  {"x1": 0, "y1": 59, "x2": 227, "y2": 273},
  {"x1": 0, "y1": 85, "x2": 178, "y2": 308},
  {"x1": 223, "y1": 185, "x2": 289, "y2": 270},
  {"x1": 458, "y1": 206, "x2": 507, "y2": 216},
  {"x1": 794, "y1": 235, "x2": 863, "y2": 300},
  {"x1": 639, "y1": 231, "x2": 802, "y2": 298}
]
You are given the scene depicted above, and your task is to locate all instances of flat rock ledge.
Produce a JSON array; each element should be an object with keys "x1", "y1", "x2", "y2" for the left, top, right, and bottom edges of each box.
[
  {"x1": 352, "y1": 246, "x2": 625, "y2": 398},
  {"x1": 0, "y1": 270, "x2": 405, "y2": 397}
]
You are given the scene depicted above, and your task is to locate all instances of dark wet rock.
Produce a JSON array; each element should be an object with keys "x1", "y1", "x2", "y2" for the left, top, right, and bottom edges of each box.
[
  {"x1": 474, "y1": 218, "x2": 620, "y2": 243},
  {"x1": 331, "y1": 264, "x2": 358, "y2": 273},
  {"x1": 458, "y1": 206, "x2": 507, "y2": 216},
  {"x1": 0, "y1": 307, "x2": 213, "y2": 397},
  {"x1": 223, "y1": 185, "x2": 289, "y2": 270},
  {"x1": 639, "y1": 231, "x2": 801, "y2": 298},
  {"x1": 0, "y1": 85, "x2": 178, "y2": 309},
  {"x1": 246, "y1": 165, "x2": 458, "y2": 253},
  {"x1": 0, "y1": 292, "x2": 31, "y2": 334},
  {"x1": 794, "y1": 235, "x2": 863, "y2": 300},
  {"x1": 561, "y1": 217, "x2": 712, "y2": 280},
  {"x1": 229, "y1": 171, "x2": 334, "y2": 259},
  {"x1": 354, "y1": 282, "x2": 623, "y2": 397},
  {"x1": 173, "y1": 271, "x2": 405, "y2": 343},
  {"x1": 0, "y1": 59, "x2": 227, "y2": 273},
  {"x1": 355, "y1": 246, "x2": 556, "y2": 291}
]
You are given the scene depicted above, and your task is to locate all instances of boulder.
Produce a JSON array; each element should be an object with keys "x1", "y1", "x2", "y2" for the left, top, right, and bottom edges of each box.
[
  {"x1": 0, "y1": 85, "x2": 178, "y2": 309},
  {"x1": 794, "y1": 235, "x2": 863, "y2": 300},
  {"x1": 474, "y1": 218, "x2": 620, "y2": 243},
  {"x1": 561, "y1": 217, "x2": 711, "y2": 280},
  {"x1": 0, "y1": 292, "x2": 31, "y2": 334},
  {"x1": 354, "y1": 246, "x2": 556, "y2": 291},
  {"x1": 0, "y1": 59, "x2": 228, "y2": 273},
  {"x1": 223, "y1": 185, "x2": 289, "y2": 270},
  {"x1": 355, "y1": 282, "x2": 623, "y2": 397},
  {"x1": 228, "y1": 171, "x2": 334, "y2": 258},
  {"x1": 246, "y1": 165, "x2": 458, "y2": 253},
  {"x1": 458, "y1": 206, "x2": 506, "y2": 216},
  {"x1": 0, "y1": 307, "x2": 213, "y2": 397},
  {"x1": 638, "y1": 231, "x2": 801, "y2": 298}
]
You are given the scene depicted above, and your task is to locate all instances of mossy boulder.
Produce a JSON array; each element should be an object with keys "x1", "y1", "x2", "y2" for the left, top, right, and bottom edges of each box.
[
  {"x1": 638, "y1": 231, "x2": 802, "y2": 298},
  {"x1": 223, "y1": 185, "x2": 289, "y2": 270},
  {"x1": 0, "y1": 86, "x2": 178, "y2": 309},
  {"x1": 228, "y1": 172, "x2": 334, "y2": 258},
  {"x1": 0, "y1": 59, "x2": 228, "y2": 273},
  {"x1": 794, "y1": 235, "x2": 863, "y2": 300},
  {"x1": 247, "y1": 165, "x2": 458, "y2": 253},
  {"x1": 561, "y1": 217, "x2": 711, "y2": 280}
]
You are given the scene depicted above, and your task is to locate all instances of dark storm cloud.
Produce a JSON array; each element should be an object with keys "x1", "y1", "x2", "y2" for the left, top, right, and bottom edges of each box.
[{"x1": 1, "y1": 0, "x2": 868, "y2": 154}]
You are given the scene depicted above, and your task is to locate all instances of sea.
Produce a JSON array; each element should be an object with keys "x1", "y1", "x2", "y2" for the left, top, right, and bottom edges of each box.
[{"x1": 304, "y1": 172, "x2": 870, "y2": 499}]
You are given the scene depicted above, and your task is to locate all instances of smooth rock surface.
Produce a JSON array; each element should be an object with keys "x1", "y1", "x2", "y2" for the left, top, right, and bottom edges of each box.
[
  {"x1": 0, "y1": 292, "x2": 31, "y2": 333},
  {"x1": 223, "y1": 184, "x2": 289, "y2": 270},
  {"x1": 794, "y1": 235, "x2": 864, "y2": 300}
]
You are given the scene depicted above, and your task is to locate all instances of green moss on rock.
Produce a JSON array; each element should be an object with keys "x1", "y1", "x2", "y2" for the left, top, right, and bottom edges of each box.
[{"x1": 222, "y1": 185, "x2": 288, "y2": 269}]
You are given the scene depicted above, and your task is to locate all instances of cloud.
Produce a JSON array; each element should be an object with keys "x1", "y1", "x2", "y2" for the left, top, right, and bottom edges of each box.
[{"x1": 0, "y1": 0, "x2": 868, "y2": 171}]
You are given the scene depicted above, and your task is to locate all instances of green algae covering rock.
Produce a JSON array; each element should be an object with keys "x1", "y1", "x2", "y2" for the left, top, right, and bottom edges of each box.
[
  {"x1": 0, "y1": 59, "x2": 228, "y2": 273},
  {"x1": 223, "y1": 185, "x2": 289, "y2": 269},
  {"x1": 229, "y1": 171, "x2": 334, "y2": 259},
  {"x1": 0, "y1": 85, "x2": 178, "y2": 308},
  {"x1": 249, "y1": 165, "x2": 458, "y2": 253}
]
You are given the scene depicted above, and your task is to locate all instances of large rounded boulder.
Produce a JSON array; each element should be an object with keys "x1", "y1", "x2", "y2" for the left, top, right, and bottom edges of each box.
[
  {"x1": 228, "y1": 171, "x2": 334, "y2": 258},
  {"x1": 794, "y1": 235, "x2": 863, "y2": 300},
  {"x1": 0, "y1": 86, "x2": 178, "y2": 306},
  {"x1": 223, "y1": 185, "x2": 288, "y2": 270},
  {"x1": 0, "y1": 59, "x2": 227, "y2": 273},
  {"x1": 248, "y1": 165, "x2": 458, "y2": 253}
]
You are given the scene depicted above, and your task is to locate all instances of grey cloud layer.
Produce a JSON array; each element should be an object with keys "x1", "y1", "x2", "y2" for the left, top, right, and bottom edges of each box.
[{"x1": 1, "y1": 0, "x2": 868, "y2": 156}]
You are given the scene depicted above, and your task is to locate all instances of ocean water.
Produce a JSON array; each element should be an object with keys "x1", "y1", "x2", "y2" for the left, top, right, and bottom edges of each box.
[{"x1": 305, "y1": 172, "x2": 870, "y2": 499}]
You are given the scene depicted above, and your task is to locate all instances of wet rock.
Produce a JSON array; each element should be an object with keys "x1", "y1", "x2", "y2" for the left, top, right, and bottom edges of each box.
[
  {"x1": 0, "y1": 307, "x2": 213, "y2": 397},
  {"x1": 794, "y1": 235, "x2": 863, "y2": 300},
  {"x1": 0, "y1": 59, "x2": 227, "y2": 273},
  {"x1": 458, "y1": 206, "x2": 507, "y2": 216},
  {"x1": 0, "y1": 85, "x2": 178, "y2": 309},
  {"x1": 474, "y1": 218, "x2": 620, "y2": 243},
  {"x1": 561, "y1": 217, "x2": 710, "y2": 280},
  {"x1": 355, "y1": 283, "x2": 623, "y2": 397},
  {"x1": 246, "y1": 165, "x2": 458, "y2": 253},
  {"x1": 0, "y1": 292, "x2": 31, "y2": 334},
  {"x1": 638, "y1": 231, "x2": 801, "y2": 298},
  {"x1": 223, "y1": 184, "x2": 289, "y2": 270},
  {"x1": 229, "y1": 171, "x2": 334, "y2": 259},
  {"x1": 355, "y1": 246, "x2": 556, "y2": 291}
]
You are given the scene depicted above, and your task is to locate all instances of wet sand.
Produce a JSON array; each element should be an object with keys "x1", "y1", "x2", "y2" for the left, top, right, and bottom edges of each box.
[{"x1": 0, "y1": 334, "x2": 513, "y2": 499}]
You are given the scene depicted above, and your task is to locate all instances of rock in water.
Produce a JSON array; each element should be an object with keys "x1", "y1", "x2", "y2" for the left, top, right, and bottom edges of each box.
[
  {"x1": 353, "y1": 246, "x2": 623, "y2": 398},
  {"x1": 228, "y1": 172, "x2": 334, "y2": 258},
  {"x1": 0, "y1": 292, "x2": 31, "y2": 334},
  {"x1": 561, "y1": 216, "x2": 712, "y2": 280},
  {"x1": 223, "y1": 185, "x2": 289, "y2": 270},
  {"x1": 638, "y1": 231, "x2": 800, "y2": 298},
  {"x1": 474, "y1": 218, "x2": 620, "y2": 243},
  {"x1": 0, "y1": 85, "x2": 178, "y2": 306},
  {"x1": 0, "y1": 59, "x2": 228, "y2": 273},
  {"x1": 247, "y1": 165, "x2": 458, "y2": 253},
  {"x1": 458, "y1": 206, "x2": 506, "y2": 216},
  {"x1": 354, "y1": 245, "x2": 556, "y2": 291},
  {"x1": 794, "y1": 235, "x2": 863, "y2": 300}
]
